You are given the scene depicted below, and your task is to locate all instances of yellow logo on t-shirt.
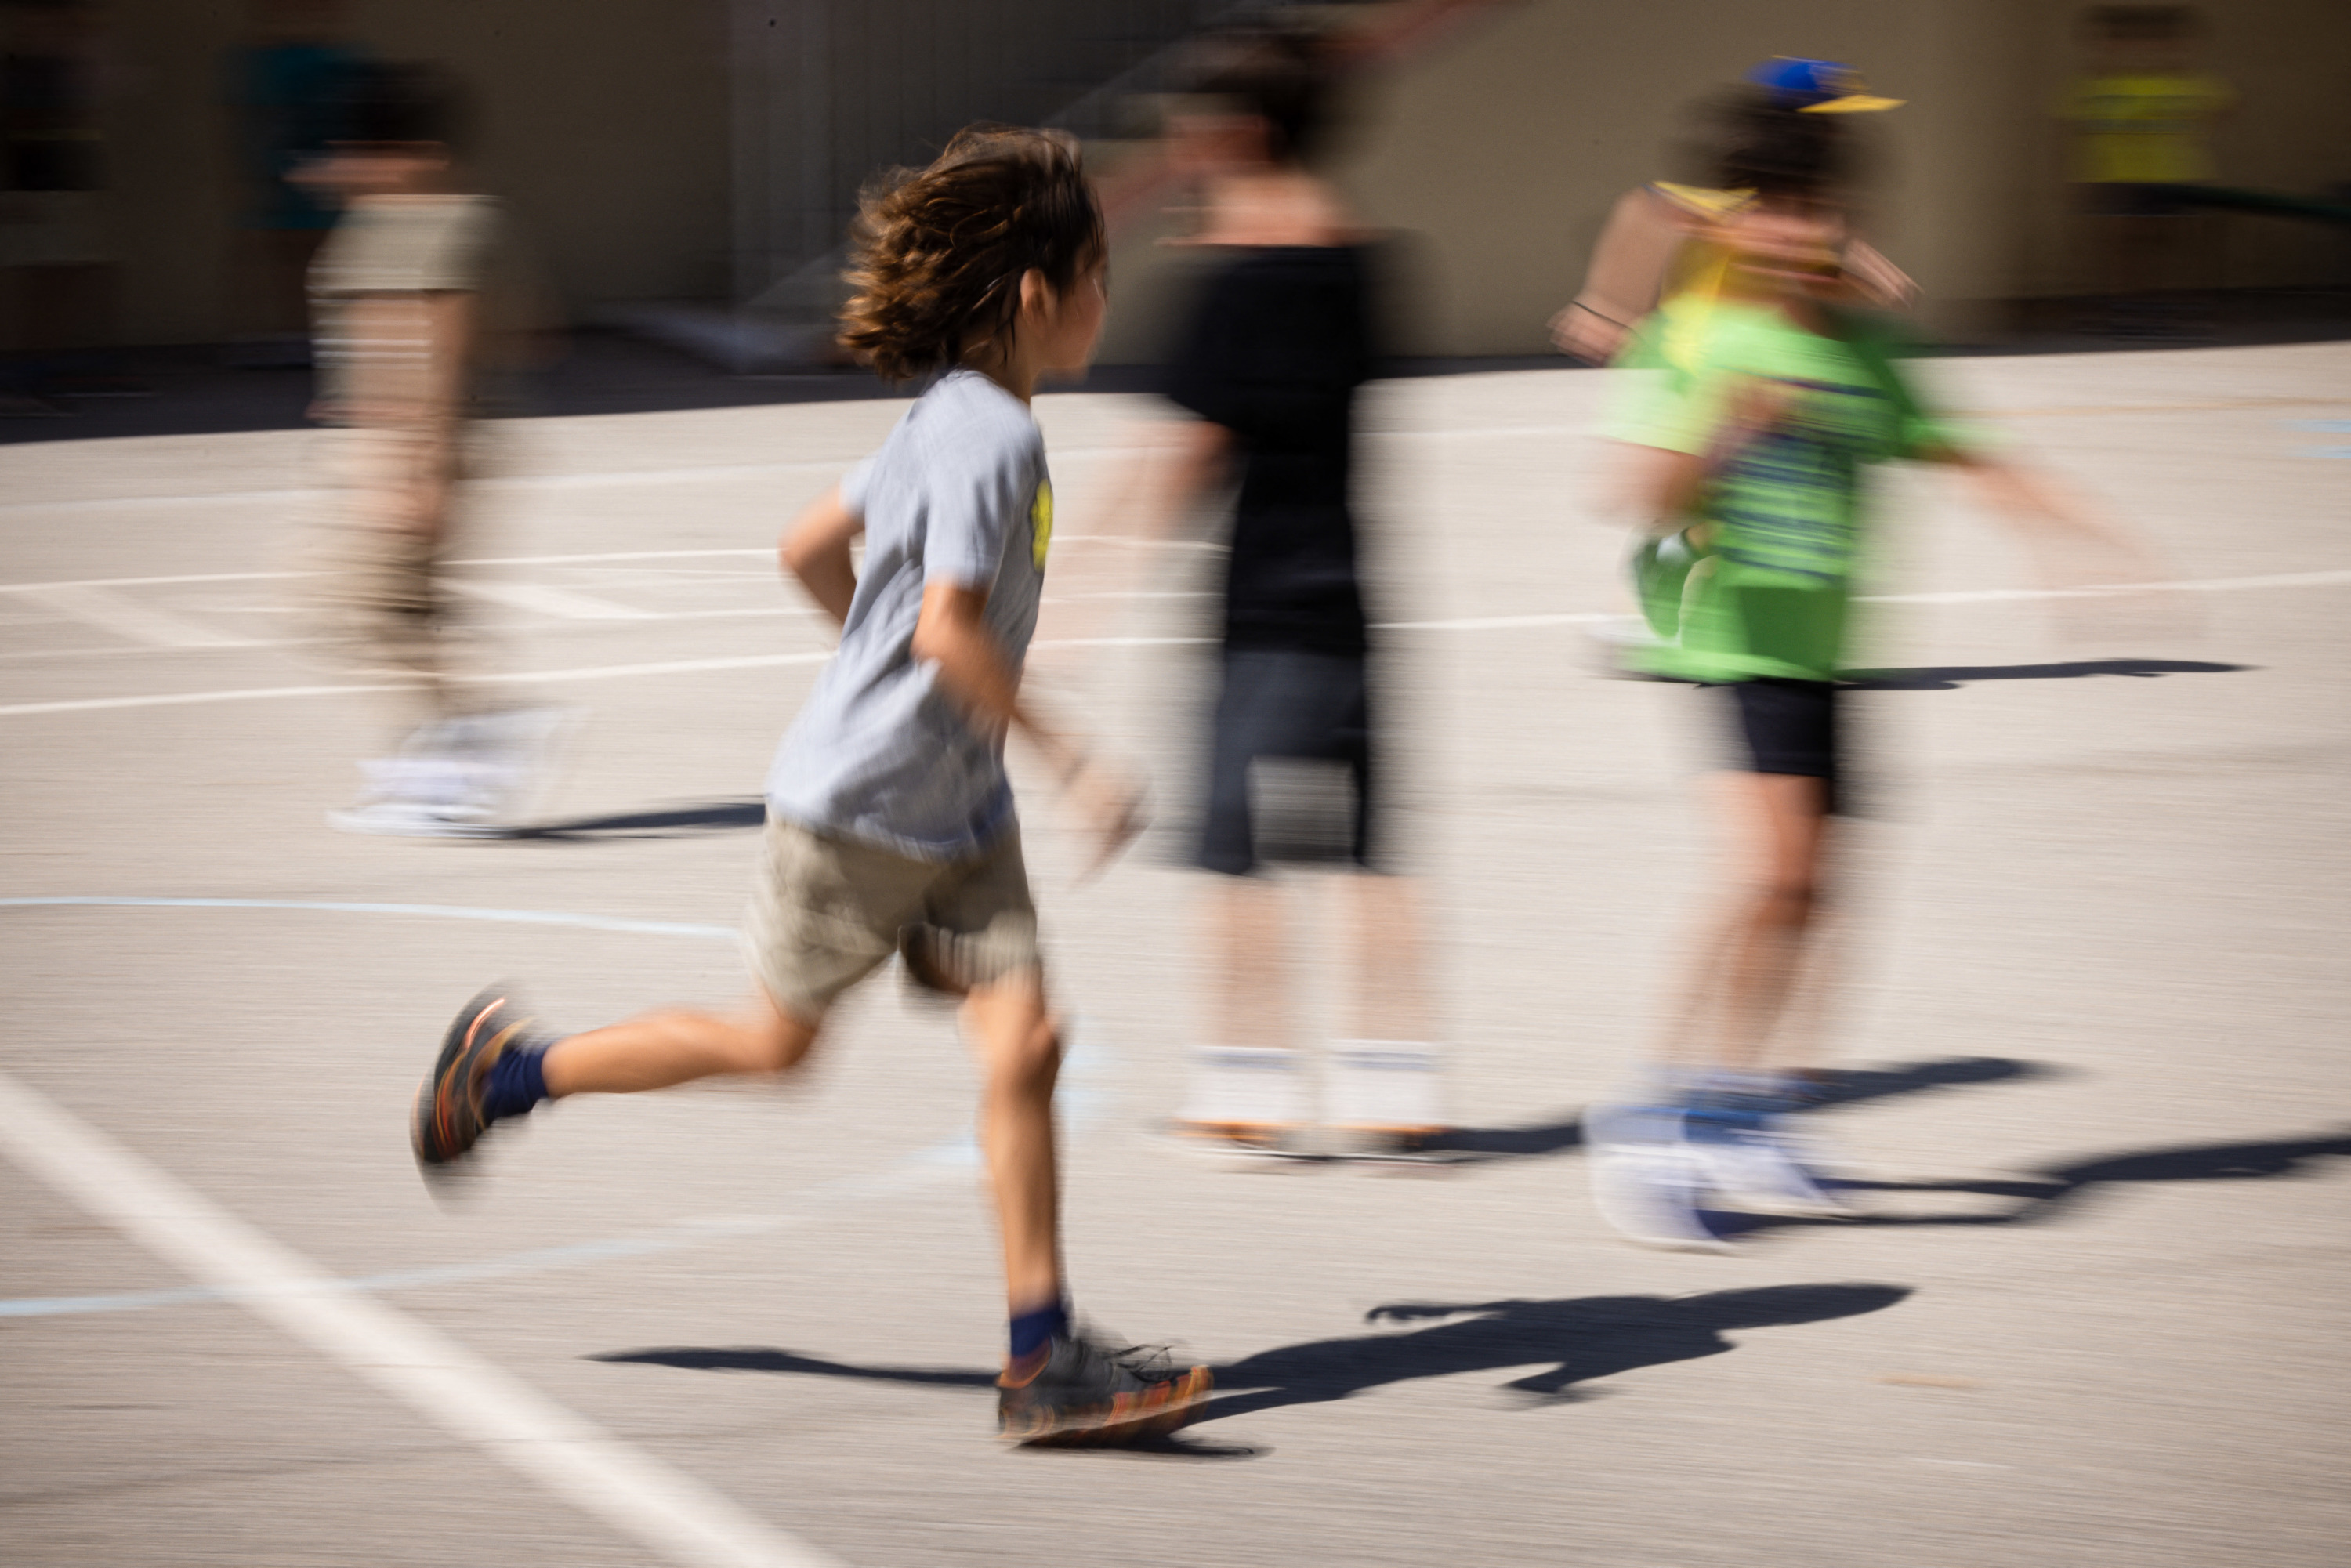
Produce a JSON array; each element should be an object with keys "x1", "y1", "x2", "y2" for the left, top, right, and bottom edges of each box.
[{"x1": 1031, "y1": 479, "x2": 1053, "y2": 570}]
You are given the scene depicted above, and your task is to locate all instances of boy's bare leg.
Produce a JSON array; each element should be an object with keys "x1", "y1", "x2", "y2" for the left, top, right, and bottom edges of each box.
[
  {"x1": 542, "y1": 989, "x2": 819, "y2": 1095},
  {"x1": 962, "y1": 969, "x2": 1063, "y2": 1313}
]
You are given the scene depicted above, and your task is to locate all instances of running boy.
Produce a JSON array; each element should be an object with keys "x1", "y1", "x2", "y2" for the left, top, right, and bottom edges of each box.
[
  {"x1": 1588, "y1": 105, "x2": 2135, "y2": 1249},
  {"x1": 408, "y1": 126, "x2": 1211, "y2": 1445}
]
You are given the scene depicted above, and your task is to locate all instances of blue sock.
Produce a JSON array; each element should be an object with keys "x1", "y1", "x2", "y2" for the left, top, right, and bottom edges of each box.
[
  {"x1": 1009, "y1": 1299, "x2": 1070, "y2": 1362},
  {"x1": 480, "y1": 1044, "x2": 549, "y2": 1124}
]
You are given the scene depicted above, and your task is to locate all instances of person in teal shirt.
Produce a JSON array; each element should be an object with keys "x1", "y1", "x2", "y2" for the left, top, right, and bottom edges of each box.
[{"x1": 1588, "y1": 100, "x2": 2135, "y2": 1251}]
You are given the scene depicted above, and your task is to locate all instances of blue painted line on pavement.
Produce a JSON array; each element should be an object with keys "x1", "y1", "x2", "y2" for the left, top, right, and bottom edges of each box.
[{"x1": 0, "y1": 1140, "x2": 981, "y2": 1319}]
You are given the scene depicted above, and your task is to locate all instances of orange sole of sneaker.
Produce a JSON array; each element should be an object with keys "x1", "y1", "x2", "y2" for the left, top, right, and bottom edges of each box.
[{"x1": 1005, "y1": 1366, "x2": 1215, "y2": 1447}]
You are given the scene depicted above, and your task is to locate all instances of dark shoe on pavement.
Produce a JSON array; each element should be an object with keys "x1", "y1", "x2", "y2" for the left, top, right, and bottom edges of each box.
[
  {"x1": 998, "y1": 1331, "x2": 1213, "y2": 1447},
  {"x1": 411, "y1": 987, "x2": 542, "y2": 1176}
]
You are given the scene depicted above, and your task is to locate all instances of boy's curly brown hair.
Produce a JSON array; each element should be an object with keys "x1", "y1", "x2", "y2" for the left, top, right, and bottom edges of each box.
[{"x1": 838, "y1": 125, "x2": 1105, "y2": 383}]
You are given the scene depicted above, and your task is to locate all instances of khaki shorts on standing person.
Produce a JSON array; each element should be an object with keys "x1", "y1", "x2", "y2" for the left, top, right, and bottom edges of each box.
[{"x1": 744, "y1": 816, "x2": 1042, "y2": 1023}]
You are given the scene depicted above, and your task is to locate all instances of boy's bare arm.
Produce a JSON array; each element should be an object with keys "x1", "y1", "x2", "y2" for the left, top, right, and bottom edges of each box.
[
  {"x1": 781, "y1": 483, "x2": 863, "y2": 628},
  {"x1": 913, "y1": 580, "x2": 1143, "y2": 871}
]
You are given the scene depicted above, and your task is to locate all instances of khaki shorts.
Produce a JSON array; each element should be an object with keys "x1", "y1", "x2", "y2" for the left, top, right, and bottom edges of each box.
[{"x1": 744, "y1": 816, "x2": 1041, "y2": 1023}]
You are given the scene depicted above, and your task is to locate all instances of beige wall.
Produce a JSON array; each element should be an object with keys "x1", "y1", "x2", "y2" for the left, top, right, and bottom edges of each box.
[
  {"x1": 90, "y1": 0, "x2": 2351, "y2": 351},
  {"x1": 100, "y1": 0, "x2": 730, "y2": 344},
  {"x1": 2006, "y1": 0, "x2": 2351, "y2": 298},
  {"x1": 1254, "y1": 0, "x2": 2351, "y2": 356}
]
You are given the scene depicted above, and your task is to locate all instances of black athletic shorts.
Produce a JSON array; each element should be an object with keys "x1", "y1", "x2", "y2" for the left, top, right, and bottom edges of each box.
[
  {"x1": 1715, "y1": 677, "x2": 1845, "y2": 813},
  {"x1": 1199, "y1": 649, "x2": 1378, "y2": 875}
]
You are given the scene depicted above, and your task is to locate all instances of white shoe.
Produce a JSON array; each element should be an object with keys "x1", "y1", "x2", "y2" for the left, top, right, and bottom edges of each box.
[
  {"x1": 1686, "y1": 1110, "x2": 1851, "y2": 1219},
  {"x1": 1172, "y1": 1046, "x2": 1306, "y2": 1153},
  {"x1": 1585, "y1": 1104, "x2": 1731, "y2": 1252},
  {"x1": 1327, "y1": 1040, "x2": 1446, "y2": 1151},
  {"x1": 433, "y1": 704, "x2": 581, "y2": 828}
]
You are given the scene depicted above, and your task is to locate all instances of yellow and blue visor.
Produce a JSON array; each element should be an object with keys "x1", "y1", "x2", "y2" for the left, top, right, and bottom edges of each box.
[{"x1": 1745, "y1": 56, "x2": 1904, "y2": 114}]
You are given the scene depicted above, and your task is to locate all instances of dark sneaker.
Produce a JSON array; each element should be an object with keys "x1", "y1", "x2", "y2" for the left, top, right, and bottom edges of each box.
[
  {"x1": 998, "y1": 1332, "x2": 1213, "y2": 1447},
  {"x1": 411, "y1": 987, "x2": 541, "y2": 1175}
]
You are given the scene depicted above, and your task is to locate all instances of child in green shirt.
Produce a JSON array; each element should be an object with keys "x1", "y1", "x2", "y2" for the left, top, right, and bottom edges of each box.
[{"x1": 1590, "y1": 103, "x2": 2131, "y2": 1250}]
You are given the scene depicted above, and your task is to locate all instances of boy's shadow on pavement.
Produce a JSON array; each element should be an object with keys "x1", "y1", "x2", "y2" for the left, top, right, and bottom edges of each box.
[
  {"x1": 1191, "y1": 1282, "x2": 1908, "y2": 1425},
  {"x1": 1718, "y1": 1130, "x2": 2351, "y2": 1237},
  {"x1": 590, "y1": 1281, "x2": 1911, "y2": 1458},
  {"x1": 1429, "y1": 1055, "x2": 2048, "y2": 1163}
]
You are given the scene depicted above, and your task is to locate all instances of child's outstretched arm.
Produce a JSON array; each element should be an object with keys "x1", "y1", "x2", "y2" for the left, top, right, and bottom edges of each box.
[
  {"x1": 1924, "y1": 443, "x2": 2157, "y2": 567},
  {"x1": 1921, "y1": 442, "x2": 2181, "y2": 637},
  {"x1": 781, "y1": 483, "x2": 863, "y2": 628}
]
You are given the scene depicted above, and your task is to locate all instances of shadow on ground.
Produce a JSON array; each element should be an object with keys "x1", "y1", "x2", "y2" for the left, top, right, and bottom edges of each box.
[
  {"x1": 590, "y1": 1281, "x2": 1911, "y2": 1454},
  {"x1": 586, "y1": 1127, "x2": 2351, "y2": 1446},
  {"x1": 1428, "y1": 1055, "x2": 2049, "y2": 1163},
  {"x1": 1717, "y1": 1129, "x2": 2351, "y2": 1237},
  {"x1": 516, "y1": 798, "x2": 766, "y2": 841},
  {"x1": 1846, "y1": 658, "x2": 2248, "y2": 690}
]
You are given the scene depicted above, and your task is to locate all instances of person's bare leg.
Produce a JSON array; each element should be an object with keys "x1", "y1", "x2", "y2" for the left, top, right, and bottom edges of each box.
[
  {"x1": 1649, "y1": 894, "x2": 1741, "y2": 1070},
  {"x1": 1763, "y1": 863, "x2": 1851, "y2": 1081},
  {"x1": 542, "y1": 987, "x2": 819, "y2": 1096},
  {"x1": 963, "y1": 969, "x2": 1063, "y2": 1313},
  {"x1": 1212, "y1": 876, "x2": 1290, "y2": 1049},
  {"x1": 1712, "y1": 772, "x2": 1831, "y2": 1072},
  {"x1": 1346, "y1": 873, "x2": 1429, "y2": 1042}
]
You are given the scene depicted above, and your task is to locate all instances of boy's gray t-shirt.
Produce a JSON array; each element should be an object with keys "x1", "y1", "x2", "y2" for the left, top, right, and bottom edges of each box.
[{"x1": 766, "y1": 369, "x2": 1052, "y2": 860}]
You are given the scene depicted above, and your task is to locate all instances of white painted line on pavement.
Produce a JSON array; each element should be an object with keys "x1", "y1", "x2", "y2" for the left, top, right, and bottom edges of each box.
[
  {"x1": 0, "y1": 541, "x2": 1190, "y2": 597},
  {"x1": 0, "y1": 549, "x2": 778, "y2": 596},
  {"x1": 1, "y1": 567, "x2": 2343, "y2": 720},
  {"x1": 1860, "y1": 567, "x2": 2351, "y2": 604},
  {"x1": 0, "y1": 1066, "x2": 846, "y2": 1568},
  {"x1": 0, "y1": 436, "x2": 1161, "y2": 523},
  {"x1": 1378, "y1": 569, "x2": 2351, "y2": 628},
  {"x1": 18, "y1": 582, "x2": 262, "y2": 648},
  {"x1": 0, "y1": 895, "x2": 740, "y2": 939},
  {"x1": 457, "y1": 547, "x2": 775, "y2": 567},
  {"x1": 1384, "y1": 610, "x2": 1614, "y2": 631},
  {"x1": 448, "y1": 578, "x2": 662, "y2": 621},
  {"x1": 0, "y1": 567, "x2": 311, "y2": 592},
  {"x1": 0, "y1": 679, "x2": 410, "y2": 717}
]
